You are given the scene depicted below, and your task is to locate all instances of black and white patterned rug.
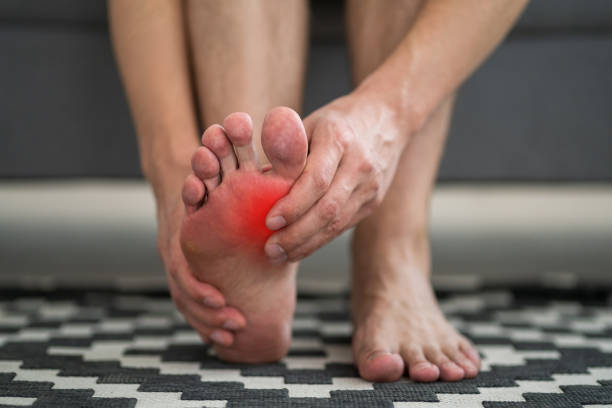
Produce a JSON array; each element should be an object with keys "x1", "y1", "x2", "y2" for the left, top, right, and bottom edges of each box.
[{"x1": 1, "y1": 287, "x2": 612, "y2": 408}]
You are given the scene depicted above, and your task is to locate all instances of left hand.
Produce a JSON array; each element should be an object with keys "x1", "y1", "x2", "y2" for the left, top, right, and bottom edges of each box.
[{"x1": 263, "y1": 88, "x2": 416, "y2": 263}]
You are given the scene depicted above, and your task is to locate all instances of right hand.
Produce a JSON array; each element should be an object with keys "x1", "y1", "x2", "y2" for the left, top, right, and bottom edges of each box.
[{"x1": 157, "y1": 198, "x2": 246, "y2": 346}]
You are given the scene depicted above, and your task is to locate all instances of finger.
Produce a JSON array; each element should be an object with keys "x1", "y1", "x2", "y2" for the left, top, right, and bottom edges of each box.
[
  {"x1": 265, "y1": 163, "x2": 358, "y2": 262},
  {"x1": 265, "y1": 124, "x2": 344, "y2": 231},
  {"x1": 168, "y1": 257, "x2": 226, "y2": 308},
  {"x1": 186, "y1": 317, "x2": 234, "y2": 347},
  {"x1": 171, "y1": 289, "x2": 236, "y2": 346},
  {"x1": 168, "y1": 272, "x2": 246, "y2": 331},
  {"x1": 184, "y1": 301, "x2": 247, "y2": 331},
  {"x1": 283, "y1": 183, "x2": 366, "y2": 261},
  {"x1": 286, "y1": 182, "x2": 379, "y2": 261}
]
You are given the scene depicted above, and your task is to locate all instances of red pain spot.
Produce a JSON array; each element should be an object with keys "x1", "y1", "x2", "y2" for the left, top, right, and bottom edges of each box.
[{"x1": 220, "y1": 173, "x2": 290, "y2": 246}]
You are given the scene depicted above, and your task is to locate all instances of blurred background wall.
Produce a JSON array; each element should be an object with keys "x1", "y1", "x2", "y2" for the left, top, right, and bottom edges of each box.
[{"x1": 1, "y1": 0, "x2": 611, "y2": 290}]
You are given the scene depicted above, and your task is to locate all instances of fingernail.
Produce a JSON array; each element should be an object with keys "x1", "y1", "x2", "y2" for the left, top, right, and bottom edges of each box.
[
  {"x1": 266, "y1": 216, "x2": 286, "y2": 231},
  {"x1": 203, "y1": 297, "x2": 223, "y2": 308},
  {"x1": 223, "y1": 320, "x2": 241, "y2": 330},
  {"x1": 265, "y1": 243, "x2": 287, "y2": 264},
  {"x1": 210, "y1": 330, "x2": 226, "y2": 345}
]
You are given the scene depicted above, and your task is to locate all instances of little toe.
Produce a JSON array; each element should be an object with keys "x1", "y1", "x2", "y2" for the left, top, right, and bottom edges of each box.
[
  {"x1": 261, "y1": 106, "x2": 308, "y2": 181},
  {"x1": 223, "y1": 112, "x2": 259, "y2": 171},
  {"x1": 428, "y1": 350, "x2": 465, "y2": 382},
  {"x1": 460, "y1": 340, "x2": 482, "y2": 369},
  {"x1": 202, "y1": 124, "x2": 237, "y2": 176},
  {"x1": 192, "y1": 146, "x2": 221, "y2": 193},
  {"x1": 182, "y1": 174, "x2": 205, "y2": 214}
]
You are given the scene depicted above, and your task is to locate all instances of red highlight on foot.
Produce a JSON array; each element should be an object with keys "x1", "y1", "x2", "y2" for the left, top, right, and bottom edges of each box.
[
  {"x1": 232, "y1": 173, "x2": 290, "y2": 243},
  {"x1": 184, "y1": 171, "x2": 291, "y2": 257}
]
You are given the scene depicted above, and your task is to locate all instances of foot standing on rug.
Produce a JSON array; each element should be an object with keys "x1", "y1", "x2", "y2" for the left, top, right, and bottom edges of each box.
[{"x1": 109, "y1": 0, "x2": 528, "y2": 382}]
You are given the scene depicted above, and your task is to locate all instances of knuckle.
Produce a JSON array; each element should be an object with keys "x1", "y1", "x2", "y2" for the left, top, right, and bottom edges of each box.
[
  {"x1": 319, "y1": 197, "x2": 341, "y2": 222},
  {"x1": 357, "y1": 155, "x2": 375, "y2": 174},
  {"x1": 325, "y1": 216, "x2": 345, "y2": 236},
  {"x1": 334, "y1": 130, "x2": 352, "y2": 150},
  {"x1": 321, "y1": 118, "x2": 353, "y2": 152},
  {"x1": 311, "y1": 169, "x2": 332, "y2": 192}
]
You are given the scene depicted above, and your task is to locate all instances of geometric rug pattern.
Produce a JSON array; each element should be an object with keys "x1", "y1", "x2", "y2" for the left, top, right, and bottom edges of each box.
[{"x1": 1, "y1": 288, "x2": 612, "y2": 407}]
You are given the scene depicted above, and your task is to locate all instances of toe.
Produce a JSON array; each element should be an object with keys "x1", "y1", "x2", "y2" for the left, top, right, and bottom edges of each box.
[
  {"x1": 223, "y1": 112, "x2": 258, "y2": 171},
  {"x1": 402, "y1": 346, "x2": 440, "y2": 382},
  {"x1": 460, "y1": 339, "x2": 482, "y2": 370},
  {"x1": 182, "y1": 174, "x2": 205, "y2": 214},
  {"x1": 191, "y1": 146, "x2": 221, "y2": 193},
  {"x1": 261, "y1": 106, "x2": 308, "y2": 181},
  {"x1": 427, "y1": 348, "x2": 465, "y2": 382},
  {"x1": 446, "y1": 346, "x2": 478, "y2": 379},
  {"x1": 202, "y1": 124, "x2": 237, "y2": 176},
  {"x1": 353, "y1": 329, "x2": 404, "y2": 382},
  {"x1": 358, "y1": 350, "x2": 404, "y2": 382}
]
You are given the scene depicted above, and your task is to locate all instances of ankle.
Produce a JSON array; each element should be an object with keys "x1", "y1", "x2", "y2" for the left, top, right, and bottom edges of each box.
[
  {"x1": 351, "y1": 223, "x2": 432, "y2": 294},
  {"x1": 352, "y1": 220, "x2": 429, "y2": 261}
]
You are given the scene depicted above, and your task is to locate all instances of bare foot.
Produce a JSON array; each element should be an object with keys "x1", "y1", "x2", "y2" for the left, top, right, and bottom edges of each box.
[
  {"x1": 351, "y1": 234, "x2": 481, "y2": 382},
  {"x1": 180, "y1": 107, "x2": 307, "y2": 363}
]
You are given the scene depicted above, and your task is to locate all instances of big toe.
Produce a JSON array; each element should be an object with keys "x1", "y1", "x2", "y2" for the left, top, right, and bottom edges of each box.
[
  {"x1": 358, "y1": 350, "x2": 405, "y2": 382},
  {"x1": 261, "y1": 107, "x2": 307, "y2": 181}
]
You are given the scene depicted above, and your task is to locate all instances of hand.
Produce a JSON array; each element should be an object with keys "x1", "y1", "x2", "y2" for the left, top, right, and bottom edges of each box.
[
  {"x1": 264, "y1": 87, "x2": 415, "y2": 263},
  {"x1": 157, "y1": 197, "x2": 246, "y2": 345}
]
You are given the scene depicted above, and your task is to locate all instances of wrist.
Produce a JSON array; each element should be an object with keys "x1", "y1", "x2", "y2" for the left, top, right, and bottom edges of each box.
[
  {"x1": 357, "y1": 71, "x2": 427, "y2": 138},
  {"x1": 354, "y1": 41, "x2": 433, "y2": 137}
]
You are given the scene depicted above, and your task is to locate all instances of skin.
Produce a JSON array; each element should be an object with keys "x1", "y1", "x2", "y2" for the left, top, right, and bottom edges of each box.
[
  {"x1": 108, "y1": 0, "x2": 307, "y2": 346},
  {"x1": 180, "y1": 108, "x2": 308, "y2": 362},
  {"x1": 109, "y1": 0, "x2": 528, "y2": 381},
  {"x1": 264, "y1": 0, "x2": 530, "y2": 263}
]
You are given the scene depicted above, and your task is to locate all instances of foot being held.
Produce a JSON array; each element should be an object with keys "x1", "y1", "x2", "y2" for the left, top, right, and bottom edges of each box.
[{"x1": 180, "y1": 107, "x2": 307, "y2": 363}]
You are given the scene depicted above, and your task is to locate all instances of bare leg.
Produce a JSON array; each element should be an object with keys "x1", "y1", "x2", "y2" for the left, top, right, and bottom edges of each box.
[
  {"x1": 187, "y1": 0, "x2": 308, "y2": 161},
  {"x1": 347, "y1": 0, "x2": 480, "y2": 382},
  {"x1": 180, "y1": 0, "x2": 310, "y2": 362}
]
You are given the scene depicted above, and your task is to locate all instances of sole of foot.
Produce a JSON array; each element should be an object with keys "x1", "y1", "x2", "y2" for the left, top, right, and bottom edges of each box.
[
  {"x1": 350, "y1": 239, "x2": 481, "y2": 382},
  {"x1": 180, "y1": 107, "x2": 307, "y2": 363}
]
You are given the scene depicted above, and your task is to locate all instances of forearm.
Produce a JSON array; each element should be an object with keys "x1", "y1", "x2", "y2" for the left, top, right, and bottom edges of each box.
[
  {"x1": 359, "y1": 0, "x2": 528, "y2": 133},
  {"x1": 108, "y1": 0, "x2": 199, "y2": 206}
]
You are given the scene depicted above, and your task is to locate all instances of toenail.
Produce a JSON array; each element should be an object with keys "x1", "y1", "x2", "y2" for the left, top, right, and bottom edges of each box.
[
  {"x1": 223, "y1": 320, "x2": 241, "y2": 330},
  {"x1": 265, "y1": 243, "x2": 287, "y2": 263},
  {"x1": 203, "y1": 297, "x2": 223, "y2": 308},
  {"x1": 413, "y1": 361, "x2": 432, "y2": 370},
  {"x1": 266, "y1": 216, "x2": 287, "y2": 231},
  {"x1": 367, "y1": 350, "x2": 391, "y2": 361},
  {"x1": 442, "y1": 361, "x2": 459, "y2": 371},
  {"x1": 210, "y1": 330, "x2": 226, "y2": 345}
]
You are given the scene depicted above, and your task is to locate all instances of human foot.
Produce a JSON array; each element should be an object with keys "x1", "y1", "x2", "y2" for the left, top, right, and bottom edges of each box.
[
  {"x1": 350, "y1": 234, "x2": 481, "y2": 382},
  {"x1": 180, "y1": 107, "x2": 307, "y2": 362}
]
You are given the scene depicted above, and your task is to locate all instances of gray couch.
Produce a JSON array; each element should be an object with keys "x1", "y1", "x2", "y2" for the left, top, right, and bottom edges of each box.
[{"x1": 1, "y1": 0, "x2": 611, "y2": 180}]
